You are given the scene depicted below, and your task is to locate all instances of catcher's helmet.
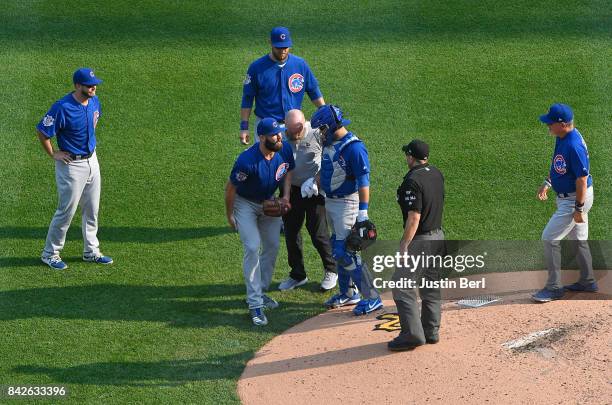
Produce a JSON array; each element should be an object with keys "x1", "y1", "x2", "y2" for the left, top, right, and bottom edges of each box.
[{"x1": 311, "y1": 105, "x2": 351, "y2": 143}]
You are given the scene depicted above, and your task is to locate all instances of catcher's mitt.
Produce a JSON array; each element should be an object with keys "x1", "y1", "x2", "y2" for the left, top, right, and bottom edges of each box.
[
  {"x1": 262, "y1": 198, "x2": 292, "y2": 217},
  {"x1": 346, "y1": 219, "x2": 377, "y2": 251}
]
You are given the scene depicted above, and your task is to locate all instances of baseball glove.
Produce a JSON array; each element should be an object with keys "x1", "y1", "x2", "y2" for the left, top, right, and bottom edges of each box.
[
  {"x1": 345, "y1": 219, "x2": 377, "y2": 251},
  {"x1": 262, "y1": 198, "x2": 292, "y2": 217}
]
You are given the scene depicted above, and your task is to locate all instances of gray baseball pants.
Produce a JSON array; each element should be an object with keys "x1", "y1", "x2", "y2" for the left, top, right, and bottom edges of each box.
[
  {"x1": 234, "y1": 195, "x2": 282, "y2": 309},
  {"x1": 542, "y1": 186, "x2": 594, "y2": 289},
  {"x1": 42, "y1": 151, "x2": 102, "y2": 259}
]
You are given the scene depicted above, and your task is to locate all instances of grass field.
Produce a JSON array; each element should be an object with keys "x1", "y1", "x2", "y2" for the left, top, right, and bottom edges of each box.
[{"x1": 0, "y1": 0, "x2": 610, "y2": 403}]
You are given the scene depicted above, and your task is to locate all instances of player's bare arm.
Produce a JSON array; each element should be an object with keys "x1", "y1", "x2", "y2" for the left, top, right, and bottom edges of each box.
[
  {"x1": 281, "y1": 171, "x2": 292, "y2": 202},
  {"x1": 312, "y1": 97, "x2": 325, "y2": 107},
  {"x1": 537, "y1": 177, "x2": 551, "y2": 201},
  {"x1": 240, "y1": 108, "x2": 252, "y2": 145},
  {"x1": 573, "y1": 176, "x2": 588, "y2": 223},
  {"x1": 358, "y1": 186, "x2": 369, "y2": 207},
  {"x1": 400, "y1": 211, "x2": 421, "y2": 253},
  {"x1": 37, "y1": 131, "x2": 72, "y2": 164}
]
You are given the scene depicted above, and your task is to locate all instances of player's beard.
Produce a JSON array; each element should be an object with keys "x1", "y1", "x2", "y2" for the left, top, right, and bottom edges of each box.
[
  {"x1": 81, "y1": 87, "x2": 94, "y2": 99},
  {"x1": 264, "y1": 139, "x2": 282, "y2": 152}
]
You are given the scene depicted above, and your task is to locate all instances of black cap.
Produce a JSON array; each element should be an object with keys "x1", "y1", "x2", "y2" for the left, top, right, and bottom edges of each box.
[{"x1": 402, "y1": 139, "x2": 429, "y2": 160}]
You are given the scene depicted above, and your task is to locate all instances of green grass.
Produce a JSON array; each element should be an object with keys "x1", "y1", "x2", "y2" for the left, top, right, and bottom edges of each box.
[{"x1": 0, "y1": 0, "x2": 610, "y2": 403}]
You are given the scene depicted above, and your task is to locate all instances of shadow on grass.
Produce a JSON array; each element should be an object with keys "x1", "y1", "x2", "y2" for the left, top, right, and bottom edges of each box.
[
  {"x1": 0, "y1": 283, "x2": 321, "y2": 332},
  {"x1": 0, "y1": 226, "x2": 230, "y2": 243},
  {"x1": 2, "y1": 1, "x2": 609, "y2": 46},
  {"x1": 13, "y1": 354, "x2": 254, "y2": 386}
]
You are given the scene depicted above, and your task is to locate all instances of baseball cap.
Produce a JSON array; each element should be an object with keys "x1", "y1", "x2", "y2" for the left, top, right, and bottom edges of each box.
[
  {"x1": 257, "y1": 117, "x2": 286, "y2": 136},
  {"x1": 270, "y1": 26, "x2": 292, "y2": 48},
  {"x1": 539, "y1": 103, "x2": 573, "y2": 124},
  {"x1": 402, "y1": 139, "x2": 429, "y2": 160},
  {"x1": 73, "y1": 68, "x2": 103, "y2": 86}
]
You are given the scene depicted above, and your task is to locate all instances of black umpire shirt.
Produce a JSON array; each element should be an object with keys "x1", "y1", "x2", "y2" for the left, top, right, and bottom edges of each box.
[{"x1": 396, "y1": 163, "x2": 444, "y2": 234}]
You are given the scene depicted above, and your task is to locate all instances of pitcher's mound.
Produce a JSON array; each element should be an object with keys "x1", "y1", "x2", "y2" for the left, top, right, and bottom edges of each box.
[{"x1": 238, "y1": 271, "x2": 611, "y2": 404}]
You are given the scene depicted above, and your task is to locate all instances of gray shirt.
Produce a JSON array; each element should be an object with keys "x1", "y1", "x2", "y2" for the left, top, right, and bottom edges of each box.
[{"x1": 287, "y1": 121, "x2": 322, "y2": 187}]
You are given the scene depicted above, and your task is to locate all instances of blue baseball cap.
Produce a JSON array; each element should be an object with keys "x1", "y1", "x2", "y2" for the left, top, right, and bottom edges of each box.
[
  {"x1": 539, "y1": 103, "x2": 573, "y2": 124},
  {"x1": 257, "y1": 117, "x2": 286, "y2": 136},
  {"x1": 73, "y1": 68, "x2": 103, "y2": 86},
  {"x1": 270, "y1": 26, "x2": 292, "y2": 48}
]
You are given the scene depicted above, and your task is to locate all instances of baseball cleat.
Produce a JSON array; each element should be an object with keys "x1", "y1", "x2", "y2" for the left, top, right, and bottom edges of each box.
[
  {"x1": 324, "y1": 292, "x2": 361, "y2": 308},
  {"x1": 320, "y1": 271, "x2": 338, "y2": 291},
  {"x1": 564, "y1": 281, "x2": 598, "y2": 292},
  {"x1": 262, "y1": 294, "x2": 279, "y2": 310},
  {"x1": 532, "y1": 288, "x2": 565, "y2": 302},
  {"x1": 278, "y1": 277, "x2": 308, "y2": 291},
  {"x1": 387, "y1": 338, "x2": 424, "y2": 352},
  {"x1": 352, "y1": 296, "x2": 384, "y2": 316},
  {"x1": 41, "y1": 255, "x2": 68, "y2": 270},
  {"x1": 249, "y1": 308, "x2": 268, "y2": 326},
  {"x1": 425, "y1": 336, "x2": 440, "y2": 344},
  {"x1": 83, "y1": 254, "x2": 113, "y2": 265}
]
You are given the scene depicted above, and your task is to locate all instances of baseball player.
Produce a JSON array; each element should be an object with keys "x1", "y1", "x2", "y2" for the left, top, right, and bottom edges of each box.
[
  {"x1": 310, "y1": 104, "x2": 382, "y2": 315},
  {"x1": 225, "y1": 118, "x2": 295, "y2": 326},
  {"x1": 533, "y1": 103, "x2": 596, "y2": 302},
  {"x1": 278, "y1": 109, "x2": 337, "y2": 292},
  {"x1": 239, "y1": 26, "x2": 325, "y2": 145},
  {"x1": 37, "y1": 68, "x2": 113, "y2": 270}
]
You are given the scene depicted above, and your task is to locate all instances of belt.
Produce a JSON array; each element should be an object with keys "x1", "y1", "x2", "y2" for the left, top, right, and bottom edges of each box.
[
  {"x1": 557, "y1": 185, "x2": 592, "y2": 198},
  {"x1": 237, "y1": 194, "x2": 263, "y2": 204},
  {"x1": 68, "y1": 152, "x2": 92, "y2": 160},
  {"x1": 415, "y1": 228, "x2": 442, "y2": 236},
  {"x1": 327, "y1": 192, "x2": 358, "y2": 199}
]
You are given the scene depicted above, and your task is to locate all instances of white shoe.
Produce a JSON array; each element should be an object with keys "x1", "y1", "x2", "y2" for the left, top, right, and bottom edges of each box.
[
  {"x1": 320, "y1": 271, "x2": 338, "y2": 291},
  {"x1": 278, "y1": 277, "x2": 308, "y2": 291}
]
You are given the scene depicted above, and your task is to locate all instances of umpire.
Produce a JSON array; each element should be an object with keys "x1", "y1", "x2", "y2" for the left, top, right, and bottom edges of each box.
[{"x1": 388, "y1": 139, "x2": 445, "y2": 351}]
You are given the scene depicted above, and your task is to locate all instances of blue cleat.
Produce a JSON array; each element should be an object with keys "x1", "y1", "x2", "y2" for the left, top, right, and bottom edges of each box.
[
  {"x1": 41, "y1": 255, "x2": 68, "y2": 270},
  {"x1": 532, "y1": 288, "x2": 565, "y2": 302},
  {"x1": 353, "y1": 296, "x2": 384, "y2": 315},
  {"x1": 250, "y1": 307, "x2": 268, "y2": 326},
  {"x1": 564, "y1": 282, "x2": 598, "y2": 292},
  {"x1": 324, "y1": 292, "x2": 361, "y2": 308},
  {"x1": 83, "y1": 254, "x2": 114, "y2": 265}
]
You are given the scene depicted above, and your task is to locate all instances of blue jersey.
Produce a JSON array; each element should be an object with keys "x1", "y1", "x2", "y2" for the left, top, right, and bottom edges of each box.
[
  {"x1": 241, "y1": 54, "x2": 322, "y2": 121},
  {"x1": 230, "y1": 142, "x2": 296, "y2": 201},
  {"x1": 549, "y1": 128, "x2": 592, "y2": 194},
  {"x1": 36, "y1": 93, "x2": 101, "y2": 155},
  {"x1": 320, "y1": 132, "x2": 370, "y2": 197}
]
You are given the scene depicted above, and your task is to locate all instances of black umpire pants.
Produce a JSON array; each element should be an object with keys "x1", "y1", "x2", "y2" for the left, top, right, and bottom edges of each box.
[
  {"x1": 391, "y1": 229, "x2": 445, "y2": 345},
  {"x1": 282, "y1": 185, "x2": 336, "y2": 281}
]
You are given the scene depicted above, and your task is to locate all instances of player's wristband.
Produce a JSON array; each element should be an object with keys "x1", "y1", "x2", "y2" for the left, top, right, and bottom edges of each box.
[
  {"x1": 543, "y1": 178, "x2": 552, "y2": 188},
  {"x1": 575, "y1": 202, "x2": 585, "y2": 213},
  {"x1": 240, "y1": 121, "x2": 249, "y2": 131},
  {"x1": 359, "y1": 202, "x2": 369, "y2": 210}
]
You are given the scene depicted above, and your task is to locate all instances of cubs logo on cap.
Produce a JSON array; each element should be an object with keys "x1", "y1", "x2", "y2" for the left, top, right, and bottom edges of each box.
[
  {"x1": 270, "y1": 26, "x2": 292, "y2": 48},
  {"x1": 73, "y1": 67, "x2": 103, "y2": 86},
  {"x1": 257, "y1": 117, "x2": 286, "y2": 136},
  {"x1": 288, "y1": 73, "x2": 304, "y2": 93}
]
